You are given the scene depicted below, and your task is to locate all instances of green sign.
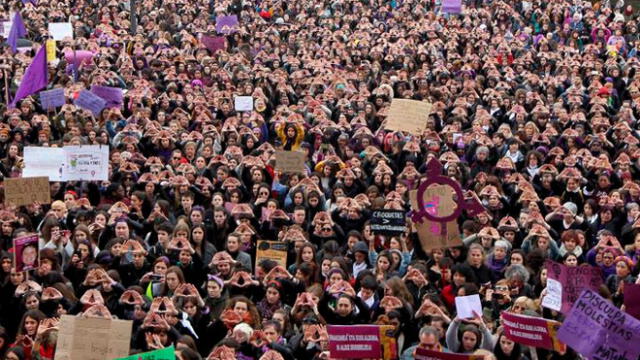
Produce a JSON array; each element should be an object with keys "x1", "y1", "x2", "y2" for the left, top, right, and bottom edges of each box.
[{"x1": 114, "y1": 346, "x2": 175, "y2": 360}]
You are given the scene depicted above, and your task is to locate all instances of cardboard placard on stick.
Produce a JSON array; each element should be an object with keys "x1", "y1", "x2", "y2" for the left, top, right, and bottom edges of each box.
[
  {"x1": 4, "y1": 176, "x2": 51, "y2": 207},
  {"x1": 55, "y1": 315, "x2": 133, "y2": 360},
  {"x1": 409, "y1": 189, "x2": 461, "y2": 251},
  {"x1": 384, "y1": 99, "x2": 432, "y2": 135},
  {"x1": 275, "y1": 151, "x2": 305, "y2": 173}
]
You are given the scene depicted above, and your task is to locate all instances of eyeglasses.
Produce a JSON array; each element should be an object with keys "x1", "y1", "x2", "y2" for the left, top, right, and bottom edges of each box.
[{"x1": 321, "y1": 227, "x2": 332, "y2": 232}]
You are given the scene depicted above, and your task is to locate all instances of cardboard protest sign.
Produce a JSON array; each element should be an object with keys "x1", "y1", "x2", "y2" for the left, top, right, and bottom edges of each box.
[
  {"x1": 74, "y1": 90, "x2": 106, "y2": 117},
  {"x1": 545, "y1": 260, "x2": 602, "y2": 314},
  {"x1": 46, "y1": 40, "x2": 56, "y2": 62},
  {"x1": 370, "y1": 210, "x2": 406, "y2": 235},
  {"x1": 442, "y1": 0, "x2": 462, "y2": 14},
  {"x1": 23, "y1": 147, "x2": 65, "y2": 181},
  {"x1": 39, "y1": 88, "x2": 66, "y2": 109},
  {"x1": 201, "y1": 35, "x2": 226, "y2": 53},
  {"x1": 55, "y1": 315, "x2": 133, "y2": 360},
  {"x1": 455, "y1": 294, "x2": 482, "y2": 319},
  {"x1": 114, "y1": 346, "x2": 175, "y2": 360},
  {"x1": 328, "y1": 325, "x2": 381, "y2": 358},
  {"x1": 13, "y1": 234, "x2": 39, "y2": 272},
  {"x1": 62, "y1": 145, "x2": 109, "y2": 181},
  {"x1": 541, "y1": 278, "x2": 562, "y2": 312},
  {"x1": 557, "y1": 289, "x2": 640, "y2": 360},
  {"x1": 275, "y1": 151, "x2": 305, "y2": 173},
  {"x1": 4, "y1": 176, "x2": 51, "y2": 207},
  {"x1": 384, "y1": 99, "x2": 432, "y2": 135},
  {"x1": 623, "y1": 283, "x2": 640, "y2": 320},
  {"x1": 215, "y1": 15, "x2": 238, "y2": 34},
  {"x1": 48, "y1": 22, "x2": 73, "y2": 40},
  {"x1": 234, "y1": 96, "x2": 253, "y2": 112},
  {"x1": 409, "y1": 189, "x2": 462, "y2": 251},
  {"x1": 255, "y1": 241, "x2": 287, "y2": 274},
  {"x1": 501, "y1": 312, "x2": 564, "y2": 351},
  {"x1": 90, "y1": 85, "x2": 123, "y2": 108},
  {"x1": 415, "y1": 348, "x2": 483, "y2": 360}
]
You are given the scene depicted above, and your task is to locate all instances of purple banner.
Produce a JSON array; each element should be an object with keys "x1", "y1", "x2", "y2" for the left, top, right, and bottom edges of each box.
[
  {"x1": 624, "y1": 283, "x2": 640, "y2": 320},
  {"x1": 442, "y1": 0, "x2": 461, "y2": 14},
  {"x1": 558, "y1": 289, "x2": 640, "y2": 360},
  {"x1": 215, "y1": 15, "x2": 238, "y2": 34},
  {"x1": 327, "y1": 325, "x2": 381, "y2": 359},
  {"x1": 90, "y1": 85, "x2": 123, "y2": 109},
  {"x1": 545, "y1": 260, "x2": 602, "y2": 314},
  {"x1": 201, "y1": 35, "x2": 226, "y2": 53},
  {"x1": 39, "y1": 88, "x2": 66, "y2": 109},
  {"x1": 74, "y1": 90, "x2": 106, "y2": 117}
]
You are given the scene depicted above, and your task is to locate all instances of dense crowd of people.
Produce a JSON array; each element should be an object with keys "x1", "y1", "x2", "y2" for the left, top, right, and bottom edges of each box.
[{"x1": 0, "y1": 0, "x2": 639, "y2": 359}]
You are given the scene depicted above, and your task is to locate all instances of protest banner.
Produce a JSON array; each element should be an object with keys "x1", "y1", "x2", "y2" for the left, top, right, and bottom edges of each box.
[
  {"x1": 201, "y1": 35, "x2": 226, "y2": 53},
  {"x1": 48, "y1": 22, "x2": 73, "y2": 40},
  {"x1": 114, "y1": 346, "x2": 175, "y2": 360},
  {"x1": 46, "y1": 39, "x2": 56, "y2": 62},
  {"x1": 501, "y1": 312, "x2": 564, "y2": 351},
  {"x1": 275, "y1": 151, "x2": 305, "y2": 173},
  {"x1": 544, "y1": 260, "x2": 602, "y2": 314},
  {"x1": 55, "y1": 315, "x2": 133, "y2": 360},
  {"x1": 370, "y1": 210, "x2": 406, "y2": 235},
  {"x1": 74, "y1": 90, "x2": 107, "y2": 117},
  {"x1": 255, "y1": 241, "x2": 287, "y2": 274},
  {"x1": 327, "y1": 325, "x2": 381, "y2": 358},
  {"x1": 4, "y1": 176, "x2": 51, "y2": 207},
  {"x1": 13, "y1": 234, "x2": 39, "y2": 272},
  {"x1": 39, "y1": 88, "x2": 66, "y2": 109},
  {"x1": 23, "y1": 146, "x2": 65, "y2": 181},
  {"x1": 62, "y1": 145, "x2": 109, "y2": 181},
  {"x1": 415, "y1": 348, "x2": 483, "y2": 360},
  {"x1": 234, "y1": 96, "x2": 253, "y2": 111},
  {"x1": 455, "y1": 294, "x2": 482, "y2": 319},
  {"x1": 384, "y1": 99, "x2": 432, "y2": 135},
  {"x1": 557, "y1": 289, "x2": 640, "y2": 360},
  {"x1": 91, "y1": 85, "x2": 123, "y2": 108},
  {"x1": 623, "y1": 283, "x2": 640, "y2": 320},
  {"x1": 442, "y1": 0, "x2": 462, "y2": 14},
  {"x1": 215, "y1": 15, "x2": 238, "y2": 34}
]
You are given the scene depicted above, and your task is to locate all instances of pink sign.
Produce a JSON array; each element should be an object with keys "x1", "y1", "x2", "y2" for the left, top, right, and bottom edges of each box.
[
  {"x1": 545, "y1": 260, "x2": 602, "y2": 314},
  {"x1": 501, "y1": 312, "x2": 564, "y2": 351},
  {"x1": 327, "y1": 325, "x2": 381, "y2": 359},
  {"x1": 415, "y1": 348, "x2": 482, "y2": 360}
]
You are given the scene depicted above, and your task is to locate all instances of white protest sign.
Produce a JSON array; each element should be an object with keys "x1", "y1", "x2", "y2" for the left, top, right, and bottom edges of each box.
[
  {"x1": 541, "y1": 278, "x2": 562, "y2": 312},
  {"x1": 455, "y1": 294, "x2": 482, "y2": 319},
  {"x1": 234, "y1": 96, "x2": 253, "y2": 112},
  {"x1": 2, "y1": 22, "x2": 12, "y2": 38},
  {"x1": 62, "y1": 145, "x2": 109, "y2": 181},
  {"x1": 23, "y1": 147, "x2": 65, "y2": 181},
  {"x1": 48, "y1": 22, "x2": 73, "y2": 41}
]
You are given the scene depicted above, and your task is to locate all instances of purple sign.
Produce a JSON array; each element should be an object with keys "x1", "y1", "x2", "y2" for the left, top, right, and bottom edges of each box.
[
  {"x1": 201, "y1": 35, "x2": 226, "y2": 53},
  {"x1": 545, "y1": 260, "x2": 602, "y2": 314},
  {"x1": 91, "y1": 85, "x2": 123, "y2": 109},
  {"x1": 39, "y1": 88, "x2": 66, "y2": 109},
  {"x1": 558, "y1": 289, "x2": 640, "y2": 360},
  {"x1": 442, "y1": 0, "x2": 461, "y2": 14},
  {"x1": 74, "y1": 90, "x2": 106, "y2": 117},
  {"x1": 624, "y1": 283, "x2": 640, "y2": 320},
  {"x1": 327, "y1": 325, "x2": 381, "y2": 359},
  {"x1": 215, "y1": 15, "x2": 238, "y2": 34}
]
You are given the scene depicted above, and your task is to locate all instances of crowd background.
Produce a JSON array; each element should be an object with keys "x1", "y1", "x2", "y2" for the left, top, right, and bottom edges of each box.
[{"x1": 0, "y1": 0, "x2": 639, "y2": 359}]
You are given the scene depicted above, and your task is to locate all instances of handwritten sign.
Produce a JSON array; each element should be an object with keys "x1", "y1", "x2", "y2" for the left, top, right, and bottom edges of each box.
[
  {"x1": 409, "y1": 189, "x2": 461, "y2": 251},
  {"x1": 415, "y1": 349, "x2": 483, "y2": 360},
  {"x1": 328, "y1": 325, "x2": 381, "y2": 359},
  {"x1": 545, "y1": 260, "x2": 602, "y2": 314},
  {"x1": 55, "y1": 315, "x2": 133, "y2": 360},
  {"x1": 501, "y1": 312, "x2": 564, "y2": 351},
  {"x1": 48, "y1": 22, "x2": 73, "y2": 41},
  {"x1": 4, "y1": 176, "x2": 51, "y2": 207},
  {"x1": 63, "y1": 145, "x2": 109, "y2": 181},
  {"x1": 90, "y1": 86, "x2": 123, "y2": 109},
  {"x1": 13, "y1": 234, "x2": 39, "y2": 272},
  {"x1": 1, "y1": 22, "x2": 12, "y2": 38},
  {"x1": 39, "y1": 88, "x2": 66, "y2": 109},
  {"x1": 370, "y1": 210, "x2": 406, "y2": 235},
  {"x1": 557, "y1": 289, "x2": 640, "y2": 360},
  {"x1": 442, "y1": 0, "x2": 462, "y2": 14},
  {"x1": 74, "y1": 90, "x2": 106, "y2": 117},
  {"x1": 385, "y1": 99, "x2": 432, "y2": 135},
  {"x1": 23, "y1": 147, "x2": 65, "y2": 181},
  {"x1": 215, "y1": 15, "x2": 238, "y2": 34},
  {"x1": 234, "y1": 96, "x2": 253, "y2": 112},
  {"x1": 454, "y1": 294, "x2": 482, "y2": 319},
  {"x1": 275, "y1": 151, "x2": 305, "y2": 174},
  {"x1": 255, "y1": 241, "x2": 287, "y2": 275},
  {"x1": 541, "y1": 278, "x2": 562, "y2": 312}
]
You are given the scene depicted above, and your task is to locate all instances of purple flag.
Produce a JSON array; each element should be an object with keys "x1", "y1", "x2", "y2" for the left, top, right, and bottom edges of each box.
[
  {"x1": 215, "y1": 15, "x2": 238, "y2": 34},
  {"x1": 21, "y1": 0, "x2": 37, "y2": 4},
  {"x1": 8, "y1": 13, "x2": 27, "y2": 53},
  {"x1": 10, "y1": 45, "x2": 47, "y2": 108},
  {"x1": 201, "y1": 35, "x2": 226, "y2": 53}
]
